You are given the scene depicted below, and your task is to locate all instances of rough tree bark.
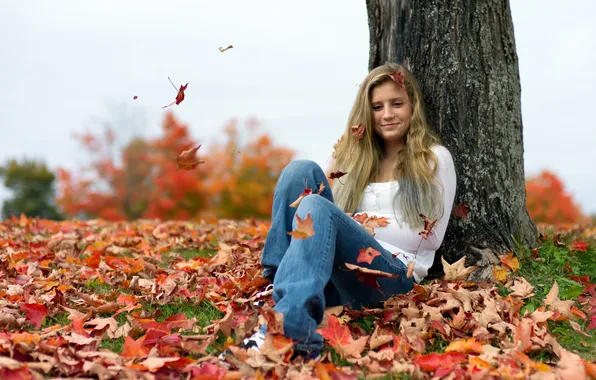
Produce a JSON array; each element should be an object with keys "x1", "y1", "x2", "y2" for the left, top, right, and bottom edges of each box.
[{"x1": 366, "y1": 0, "x2": 538, "y2": 280}]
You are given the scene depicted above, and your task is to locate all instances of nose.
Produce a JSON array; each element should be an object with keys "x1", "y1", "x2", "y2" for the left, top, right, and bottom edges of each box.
[{"x1": 382, "y1": 106, "x2": 395, "y2": 120}]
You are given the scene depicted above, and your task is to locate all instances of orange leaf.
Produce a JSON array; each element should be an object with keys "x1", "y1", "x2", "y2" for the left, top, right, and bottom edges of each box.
[
  {"x1": 493, "y1": 265, "x2": 508, "y2": 283},
  {"x1": 499, "y1": 252, "x2": 520, "y2": 272},
  {"x1": 121, "y1": 335, "x2": 149, "y2": 359},
  {"x1": 287, "y1": 212, "x2": 315, "y2": 240},
  {"x1": 20, "y1": 303, "x2": 48, "y2": 328},
  {"x1": 176, "y1": 145, "x2": 205, "y2": 170},
  {"x1": 570, "y1": 240, "x2": 589, "y2": 252},
  {"x1": 414, "y1": 352, "x2": 467, "y2": 372},
  {"x1": 452, "y1": 203, "x2": 469, "y2": 219},
  {"x1": 356, "y1": 247, "x2": 382, "y2": 265},
  {"x1": 445, "y1": 338, "x2": 484, "y2": 354}
]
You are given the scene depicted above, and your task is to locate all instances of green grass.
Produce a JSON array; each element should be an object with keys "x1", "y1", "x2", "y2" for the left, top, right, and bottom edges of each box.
[
  {"x1": 159, "y1": 249, "x2": 217, "y2": 268},
  {"x1": 83, "y1": 279, "x2": 114, "y2": 294},
  {"x1": 142, "y1": 300, "x2": 223, "y2": 329},
  {"x1": 41, "y1": 312, "x2": 70, "y2": 328},
  {"x1": 101, "y1": 336, "x2": 125, "y2": 353},
  {"x1": 514, "y1": 235, "x2": 596, "y2": 360}
]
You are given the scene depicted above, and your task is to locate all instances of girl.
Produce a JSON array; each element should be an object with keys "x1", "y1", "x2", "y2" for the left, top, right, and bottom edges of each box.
[{"x1": 235, "y1": 62, "x2": 456, "y2": 360}]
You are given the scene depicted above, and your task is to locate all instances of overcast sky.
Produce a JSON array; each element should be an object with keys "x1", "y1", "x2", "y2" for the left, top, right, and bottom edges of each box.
[{"x1": 1, "y1": 1, "x2": 595, "y2": 215}]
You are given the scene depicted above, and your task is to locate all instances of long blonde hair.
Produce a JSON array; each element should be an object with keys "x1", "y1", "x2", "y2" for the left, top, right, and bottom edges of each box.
[{"x1": 331, "y1": 62, "x2": 444, "y2": 228}]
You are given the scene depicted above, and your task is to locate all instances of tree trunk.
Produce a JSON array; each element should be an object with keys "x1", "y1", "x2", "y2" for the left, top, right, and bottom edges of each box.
[{"x1": 366, "y1": 0, "x2": 538, "y2": 281}]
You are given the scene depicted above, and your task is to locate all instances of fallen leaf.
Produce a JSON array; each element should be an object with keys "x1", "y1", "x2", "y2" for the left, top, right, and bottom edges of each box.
[
  {"x1": 316, "y1": 315, "x2": 368, "y2": 358},
  {"x1": 441, "y1": 256, "x2": 477, "y2": 281},
  {"x1": 570, "y1": 240, "x2": 589, "y2": 252},
  {"x1": 499, "y1": 252, "x2": 520, "y2": 272},
  {"x1": 20, "y1": 303, "x2": 48, "y2": 328}
]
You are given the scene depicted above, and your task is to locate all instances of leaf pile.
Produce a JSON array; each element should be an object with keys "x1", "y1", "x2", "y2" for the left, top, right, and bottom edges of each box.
[{"x1": 0, "y1": 215, "x2": 595, "y2": 379}]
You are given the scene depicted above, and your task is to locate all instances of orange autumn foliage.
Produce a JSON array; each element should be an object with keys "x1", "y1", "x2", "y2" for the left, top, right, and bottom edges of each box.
[
  {"x1": 525, "y1": 170, "x2": 590, "y2": 226},
  {"x1": 56, "y1": 113, "x2": 294, "y2": 221}
]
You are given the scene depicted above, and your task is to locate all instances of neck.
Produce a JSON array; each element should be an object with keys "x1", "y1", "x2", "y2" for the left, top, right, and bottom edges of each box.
[{"x1": 383, "y1": 140, "x2": 405, "y2": 162}]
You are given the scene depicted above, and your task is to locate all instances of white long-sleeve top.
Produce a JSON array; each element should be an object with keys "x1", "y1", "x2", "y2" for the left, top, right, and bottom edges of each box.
[{"x1": 354, "y1": 145, "x2": 457, "y2": 282}]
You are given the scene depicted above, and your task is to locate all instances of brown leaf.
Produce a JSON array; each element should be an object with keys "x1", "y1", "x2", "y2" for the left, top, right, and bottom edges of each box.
[
  {"x1": 344, "y1": 262, "x2": 400, "y2": 293},
  {"x1": 219, "y1": 45, "x2": 234, "y2": 52},
  {"x1": 441, "y1": 256, "x2": 477, "y2": 281},
  {"x1": 176, "y1": 145, "x2": 205, "y2": 170}
]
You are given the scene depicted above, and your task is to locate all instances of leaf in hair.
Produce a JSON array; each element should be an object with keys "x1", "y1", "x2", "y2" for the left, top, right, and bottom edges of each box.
[
  {"x1": 389, "y1": 71, "x2": 405, "y2": 87},
  {"x1": 351, "y1": 124, "x2": 364, "y2": 143}
]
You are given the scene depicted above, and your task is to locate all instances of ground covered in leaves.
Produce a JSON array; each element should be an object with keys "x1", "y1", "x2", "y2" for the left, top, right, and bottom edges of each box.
[{"x1": 0, "y1": 215, "x2": 595, "y2": 379}]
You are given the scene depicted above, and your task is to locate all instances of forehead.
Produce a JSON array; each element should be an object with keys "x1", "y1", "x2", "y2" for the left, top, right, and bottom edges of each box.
[{"x1": 371, "y1": 80, "x2": 409, "y2": 102}]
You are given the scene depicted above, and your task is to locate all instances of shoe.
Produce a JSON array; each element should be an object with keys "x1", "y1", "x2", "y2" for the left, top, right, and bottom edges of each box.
[
  {"x1": 252, "y1": 284, "x2": 273, "y2": 308},
  {"x1": 218, "y1": 329, "x2": 266, "y2": 362},
  {"x1": 291, "y1": 349, "x2": 322, "y2": 362}
]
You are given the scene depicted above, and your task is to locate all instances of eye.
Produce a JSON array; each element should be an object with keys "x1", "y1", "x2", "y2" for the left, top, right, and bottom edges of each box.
[
  {"x1": 372, "y1": 105, "x2": 382, "y2": 111},
  {"x1": 393, "y1": 102, "x2": 404, "y2": 107}
]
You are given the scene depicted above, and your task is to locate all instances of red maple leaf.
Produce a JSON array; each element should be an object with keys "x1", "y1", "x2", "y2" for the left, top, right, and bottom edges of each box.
[
  {"x1": 176, "y1": 145, "x2": 205, "y2": 170},
  {"x1": 317, "y1": 315, "x2": 351, "y2": 346},
  {"x1": 452, "y1": 203, "x2": 469, "y2": 219},
  {"x1": 389, "y1": 71, "x2": 405, "y2": 87},
  {"x1": 418, "y1": 213, "x2": 437, "y2": 239},
  {"x1": 329, "y1": 171, "x2": 347, "y2": 180},
  {"x1": 356, "y1": 247, "x2": 382, "y2": 265},
  {"x1": 570, "y1": 240, "x2": 589, "y2": 252},
  {"x1": 414, "y1": 352, "x2": 467, "y2": 372},
  {"x1": 162, "y1": 82, "x2": 189, "y2": 109},
  {"x1": 20, "y1": 303, "x2": 48, "y2": 328}
]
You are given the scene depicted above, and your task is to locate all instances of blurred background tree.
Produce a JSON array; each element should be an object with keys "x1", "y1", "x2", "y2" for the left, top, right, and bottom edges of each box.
[
  {"x1": 0, "y1": 158, "x2": 63, "y2": 220},
  {"x1": 56, "y1": 112, "x2": 295, "y2": 221},
  {"x1": 525, "y1": 169, "x2": 591, "y2": 225}
]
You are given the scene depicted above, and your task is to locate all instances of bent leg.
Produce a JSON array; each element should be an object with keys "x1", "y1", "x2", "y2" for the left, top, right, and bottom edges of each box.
[
  {"x1": 272, "y1": 194, "x2": 414, "y2": 353},
  {"x1": 261, "y1": 159, "x2": 333, "y2": 280}
]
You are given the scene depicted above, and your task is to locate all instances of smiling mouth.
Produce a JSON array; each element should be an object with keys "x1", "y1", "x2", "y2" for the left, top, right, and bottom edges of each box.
[{"x1": 381, "y1": 123, "x2": 398, "y2": 127}]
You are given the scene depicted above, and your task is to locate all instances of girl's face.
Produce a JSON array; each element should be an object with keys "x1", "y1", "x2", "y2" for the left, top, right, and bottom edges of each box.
[{"x1": 371, "y1": 80, "x2": 412, "y2": 147}]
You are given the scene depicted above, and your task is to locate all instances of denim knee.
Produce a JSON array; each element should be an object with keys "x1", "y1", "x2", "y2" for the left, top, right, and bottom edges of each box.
[{"x1": 282, "y1": 160, "x2": 322, "y2": 177}]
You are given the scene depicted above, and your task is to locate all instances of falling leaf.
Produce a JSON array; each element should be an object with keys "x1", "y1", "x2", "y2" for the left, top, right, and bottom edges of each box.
[
  {"x1": 356, "y1": 247, "x2": 382, "y2": 265},
  {"x1": 418, "y1": 213, "x2": 437, "y2": 239},
  {"x1": 162, "y1": 82, "x2": 189, "y2": 109},
  {"x1": 406, "y1": 262, "x2": 415, "y2": 278},
  {"x1": 176, "y1": 145, "x2": 205, "y2": 170},
  {"x1": 287, "y1": 212, "x2": 315, "y2": 240},
  {"x1": 389, "y1": 71, "x2": 405, "y2": 87},
  {"x1": 441, "y1": 256, "x2": 477, "y2": 281},
  {"x1": 452, "y1": 203, "x2": 469, "y2": 219},
  {"x1": 344, "y1": 262, "x2": 400, "y2": 292},
  {"x1": 133, "y1": 95, "x2": 138, "y2": 100},
  {"x1": 219, "y1": 45, "x2": 233, "y2": 52},
  {"x1": 289, "y1": 185, "x2": 313, "y2": 208},
  {"x1": 329, "y1": 171, "x2": 347, "y2": 180},
  {"x1": 352, "y1": 213, "x2": 391, "y2": 236},
  {"x1": 499, "y1": 252, "x2": 520, "y2": 272},
  {"x1": 351, "y1": 124, "x2": 364, "y2": 143}
]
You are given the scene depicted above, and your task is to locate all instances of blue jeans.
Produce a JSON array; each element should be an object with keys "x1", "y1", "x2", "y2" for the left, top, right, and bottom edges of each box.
[{"x1": 261, "y1": 160, "x2": 414, "y2": 353}]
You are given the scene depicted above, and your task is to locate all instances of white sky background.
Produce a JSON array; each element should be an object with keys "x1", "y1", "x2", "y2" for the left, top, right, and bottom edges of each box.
[{"x1": 1, "y1": 1, "x2": 595, "y2": 214}]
